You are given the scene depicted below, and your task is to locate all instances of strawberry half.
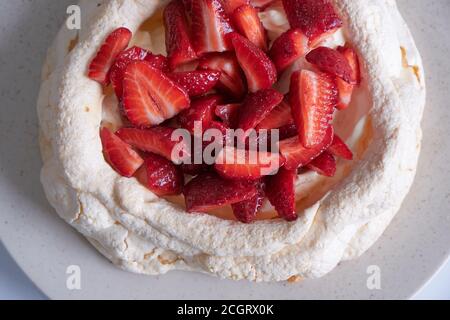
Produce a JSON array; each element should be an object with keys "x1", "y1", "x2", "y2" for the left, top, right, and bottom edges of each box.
[
  {"x1": 198, "y1": 52, "x2": 246, "y2": 99},
  {"x1": 266, "y1": 167, "x2": 298, "y2": 221},
  {"x1": 190, "y1": 0, "x2": 235, "y2": 55},
  {"x1": 88, "y1": 27, "x2": 132, "y2": 85},
  {"x1": 256, "y1": 98, "x2": 293, "y2": 130},
  {"x1": 164, "y1": 0, "x2": 198, "y2": 70},
  {"x1": 215, "y1": 103, "x2": 241, "y2": 127},
  {"x1": 282, "y1": 0, "x2": 342, "y2": 46},
  {"x1": 178, "y1": 95, "x2": 222, "y2": 134},
  {"x1": 215, "y1": 146, "x2": 285, "y2": 180},
  {"x1": 168, "y1": 70, "x2": 221, "y2": 97},
  {"x1": 232, "y1": 4, "x2": 268, "y2": 51},
  {"x1": 336, "y1": 46, "x2": 361, "y2": 110},
  {"x1": 184, "y1": 172, "x2": 258, "y2": 212},
  {"x1": 238, "y1": 89, "x2": 284, "y2": 132},
  {"x1": 223, "y1": 0, "x2": 249, "y2": 14},
  {"x1": 278, "y1": 126, "x2": 333, "y2": 170},
  {"x1": 306, "y1": 151, "x2": 336, "y2": 177},
  {"x1": 290, "y1": 70, "x2": 338, "y2": 148},
  {"x1": 306, "y1": 47, "x2": 357, "y2": 84},
  {"x1": 230, "y1": 32, "x2": 277, "y2": 92},
  {"x1": 116, "y1": 127, "x2": 190, "y2": 164},
  {"x1": 328, "y1": 134, "x2": 353, "y2": 160},
  {"x1": 110, "y1": 46, "x2": 169, "y2": 99},
  {"x1": 231, "y1": 179, "x2": 265, "y2": 223},
  {"x1": 141, "y1": 153, "x2": 184, "y2": 196},
  {"x1": 269, "y1": 28, "x2": 309, "y2": 74},
  {"x1": 122, "y1": 61, "x2": 190, "y2": 127},
  {"x1": 100, "y1": 127, "x2": 144, "y2": 177}
]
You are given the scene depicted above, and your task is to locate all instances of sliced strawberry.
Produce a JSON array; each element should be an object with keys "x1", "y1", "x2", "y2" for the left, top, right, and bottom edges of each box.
[
  {"x1": 215, "y1": 146, "x2": 284, "y2": 180},
  {"x1": 265, "y1": 167, "x2": 297, "y2": 221},
  {"x1": 256, "y1": 98, "x2": 293, "y2": 130},
  {"x1": 223, "y1": 0, "x2": 249, "y2": 14},
  {"x1": 184, "y1": 172, "x2": 258, "y2": 212},
  {"x1": 282, "y1": 0, "x2": 342, "y2": 46},
  {"x1": 181, "y1": 163, "x2": 211, "y2": 176},
  {"x1": 269, "y1": 28, "x2": 309, "y2": 74},
  {"x1": 116, "y1": 127, "x2": 190, "y2": 164},
  {"x1": 250, "y1": 0, "x2": 275, "y2": 9},
  {"x1": 142, "y1": 153, "x2": 184, "y2": 196},
  {"x1": 88, "y1": 27, "x2": 132, "y2": 85},
  {"x1": 190, "y1": 0, "x2": 235, "y2": 55},
  {"x1": 233, "y1": 4, "x2": 268, "y2": 51},
  {"x1": 100, "y1": 127, "x2": 144, "y2": 177},
  {"x1": 278, "y1": 123, "x2": 298, "y2": 140},
  {"x1": 306, "y1": 151, "x2": 336, "y2": 177},
  {"x1": 278, "y1": 126, "x2": 333, "y2": 170},
  {"x1": 164, "y1": 0, "x2": 198, "y2": 70},
  {"x1": 290, "y1": 70, "x2": 337, "y2": 148},
  {"x1": 168, "y1": 70, "x2": 221, "y2": 97},
  {"x1": 238, "y1": 89, "x2": 284, "y2": 133},
  {"x1": 336, "y1": 46, "x2": 361, "y2": 109},
  {"x1": 230, "y1": 32, "x2": 277, "y2": 93},
  {"x1": 110, "y1": 46, "x2": 169, "y2": 99},
  {"x1": 122, "y1": 61, "x2": 190, "y2": 127},
  {"x1": 328, "y1": 134, "x2": 353, "y2": 160},
  {"x1": 178, "y1": 95, "x2": 221, "y2": 134},
  {"x1": 231, "y1": 179, "x2": 265, "y2": 223},
  {"x1": 215, "y1": 103, "x2": 241, "y2": 127},
  {"x1": 198, "y1": 52, "x2": 246, "y2": 99},
  {"x1": 306, "y1": 47, "x2": 357, "y2": 84},
  {"x1": 338, "y1": 46, "x2": 361, "y2": 84}
]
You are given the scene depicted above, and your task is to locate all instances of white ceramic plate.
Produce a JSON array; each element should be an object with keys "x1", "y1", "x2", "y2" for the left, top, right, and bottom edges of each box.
[{"x1": 1, "y1": 0, "x2": 449, "y2": 299}]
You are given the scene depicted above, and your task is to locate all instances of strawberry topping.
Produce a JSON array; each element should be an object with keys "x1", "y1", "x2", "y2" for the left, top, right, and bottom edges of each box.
[
  {"x1": 141, "y1": 153, "x2": 184, "y2": 196},
  {"x1": 178, "y1": 95, "x2": 222, "y2": 134},
  {"x1": 168, "y1": 70, "x2": 221, "y2": 97},
  {"x1": 306, "y1": 151, "x2": 336, "y2": 177},
  {"x1": 328, "y1": 134, "x2": 353, "y2": 160},
  {"x1": 266, "y1": 167, "x2": 298, "y2": 221},
  {"x1": 231, "y1": 179, "x2": 265, "y2": 223},
  {"x1": 269, "y1": 28, "x2": 309, "y2": 74},
  {"x1": 232, "y1": 4, "x2": 268, "y2": 51}
]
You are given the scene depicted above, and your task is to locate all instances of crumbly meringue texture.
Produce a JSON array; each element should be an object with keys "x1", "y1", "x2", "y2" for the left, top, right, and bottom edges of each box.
[{"x1": 37, "y1": 0, "x2": 425, "y2": 281}]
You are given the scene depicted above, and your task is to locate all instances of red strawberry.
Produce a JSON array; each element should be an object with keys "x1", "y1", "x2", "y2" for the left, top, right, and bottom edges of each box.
[
  {"x1": 231, "y1": 179, "x2": 265, "y2": 223},
  {"x1": 278, "y1": 126, "x2": 333, "y2": 169},
  {"x1": 328, "y1": 134, "x2": 353, "y2": 160},
  {"x1": 336, "y1": 46, "x2": 360, "y2": 109},
  {"x1": 190, "y1": 0, "x2": 235, "y2": 55},
  {"x1": 168, "y1": 70, "x2": 221, "y2": 97},
  {"x1": 282, "y1": 0, "x2": 342, "y2": 46},
  {"x1": 88, "y1": 27, "x2": 132, "y2": 85},
  {"x1": 256, "y1": 98, "x2": 293, "y2": 130},
  {"x1": 100, "y1": 127, "x2": 144, "y2": 177},
  {"x1": 306, "y1": 151, "x2": 336, "y2": 177},
  {"x1": 141, "y1": 153, "x2": 184, "y2": 196},
  {"x1": 233, "y1": 4, "x2": 268, "y2": 51},
  {"x1": 184, "y1": 172, "x2": 258, "y2": 212},
  {"x1": 110, "y1": 46, "x2": 169, "y2": 99},
  {"x1": 230, "y1": 32, "x2": 277, "y2": 93},
  {"x1": 198, "y1": 52, "x2": 247, "y2": 99},
  {"x1": 269, "y1": 28, "x2": 309, "y2": 73},
  {"x1": 290, "y1": 70, "x2": 338, "y2": 148},
  {"x1": 306, "y1": 47, "x2": 357, "y2": 84},
  {"x1": 178, "y1": 95, "x2": 221, "y2": 134},
  {"x1": 181, "y1": 163, "x2": 211, "y2": 176},
  {"x1": 122, "y1": 61, "x2": 190, "y2": 127},
  {"x1": 265, "y1": 167, "x2": 297, "y2": 221},
  {"x1": 223, "y1": 0, "x2": 249, "y2": 14},
  {"x1": 278, "y1": 123, "x2": 298, "y2": 140},
  {"x1": 250, "y1": 0, "x2": 276, "y2": 9},
  {"x1": 116, "y1": 127, "x2": 190, "y2": 164},
  {"x1": 238, "y1": 89, "x2": 284, "y2": 132},
  {"x1": 215, "y1": 146, "x2": 285, "y2": 180},
  {"x1": 164, "y1": 0, "x2": 198, "y2": 70},
  {"x1": 215, "y1": 103, "x2": 241, "y2": 127}
]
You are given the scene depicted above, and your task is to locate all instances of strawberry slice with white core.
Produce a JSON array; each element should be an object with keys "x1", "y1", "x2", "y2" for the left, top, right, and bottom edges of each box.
[
  {"x1": 256, "y1": 98, "x2": 293, "y2": 130},
  {"x1": 122, "y1": 61, "x2": 190, "y2": 128},
  {"x1": 266, "y1": 167, "x2": 298, "y2": 221},
  {"x1": 282, "y1": 0, "x2": 342, "y2": 46},
  {"x1": 184, "y1": 172, "x2": 258, "y2": 213},
  {"x1": 232, "y1": 4, "x2": 268, "y2": 51},
  {"x1": 269, "y1": 28, "x2": 309, "y2": 74},
  {"x1": 215, "y1": 146, "x2": 285, "y2": 180},
  {"x1": 116, "y1": 127, "x2": 190, "y2": 164},
  {"x1": 328, "y1": 134, "x2": 353, "y2": 160},
  {"x1": 290, "y1": 70, "x2": 338, "y2": 148},
  {"x1": 141, "y1": 153, "x2": 184, "y2": 196},
  {"x1": 164, "y1": 0, "x2": 198, "y2": 70},
  {"x1": 191, "y1": 0, "x2": 235, "y2": 55},
  {"x1": 278, "y1": 126, "x2": 333, "y2": 170},
  {"x1": 306, "y1": 46, "x2": 357, "y2": 84},
  {"x1": 178, "y1": 95, "x2": 221, "y2": 134},
  {"x1": 336, "y1": 45, "x2": 361, "y2": 110},
  {"x1": 306, "y1": 151, "x2": 336, "y2": 177},
  {"x1": 100, "y1": 127, "x2": 144, "y2": 177},
  {"x1": 223, "y1": 0, "x2": 249, "y2": 14},
  {"x1": 88, "y1": 27, "x2": 132, "y2": 85},
  {"x1": 168, "y1": 70, "x2": 221, "y2": 97},
  {"x1": 230, "y1": 32, "x2": 277, "y2": 93},
  {"x1": 231, "y1": 179, "x2": 265, "y2": 223}
]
